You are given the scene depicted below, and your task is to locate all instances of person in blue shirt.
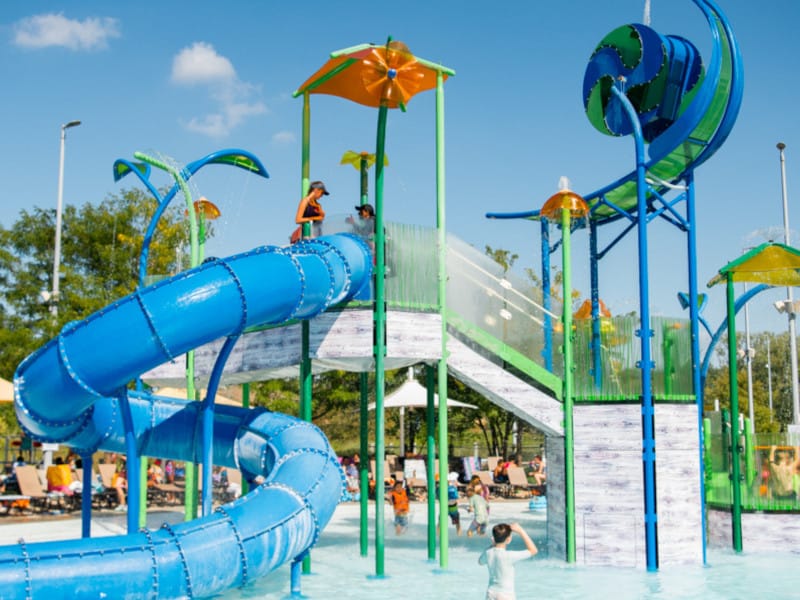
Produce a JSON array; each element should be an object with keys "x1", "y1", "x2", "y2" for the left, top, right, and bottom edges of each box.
[{"x1": 439, "y1": 471, "x2": 461, "y2": 536}]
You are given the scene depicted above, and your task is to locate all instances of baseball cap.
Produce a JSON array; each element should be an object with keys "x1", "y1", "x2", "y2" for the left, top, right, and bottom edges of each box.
[
  {"x1": 309, "y1": 181, "x2": 329, "y2": 195},
  {"x1": 355, "y1": 203, "x2": 375, "y2": 216}
]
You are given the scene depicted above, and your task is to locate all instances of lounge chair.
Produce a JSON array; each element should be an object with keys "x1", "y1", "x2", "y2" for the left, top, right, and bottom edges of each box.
[
  {"x1": 95, "y1": 463, "x2": 121, "y2": 509},
  {"x1": 506, "y1": 466, "x2": 532, "y2": 498},
  {"x1": 14, "y1": 465, "x2": 66, "y2": 512},
  {"x1": 476, "y1": 470, "x2": 505, "y2": 498},
  {"x1": 484, "y1": 456, "x2": 501, "y2": 472}
]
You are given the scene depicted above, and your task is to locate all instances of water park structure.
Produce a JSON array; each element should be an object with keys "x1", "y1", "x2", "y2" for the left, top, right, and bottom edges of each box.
[{"x1": 4, "y1": 0, "x2": 798, "y2": 598}]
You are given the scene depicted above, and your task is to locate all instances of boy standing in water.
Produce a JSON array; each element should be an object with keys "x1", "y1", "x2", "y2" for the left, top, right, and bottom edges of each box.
[
  {"x1": 479, "y1": 522, "x2": 538, "y2": 600},
  {"x1": 389, "y1": 480, "x2": 410, "y2": 534}
]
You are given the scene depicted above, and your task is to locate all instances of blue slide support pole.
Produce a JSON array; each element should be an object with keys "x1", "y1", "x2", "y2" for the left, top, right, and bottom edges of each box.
[
  {"x1": 201, "y1": 336, "x2": 240, "y2": 516},
  {"x1": 611, "y1": 84, "x2": 659, "y2": 570},
  {"x1": 541, "y1": 219, "x2": 553, "y2": 371},
  {"x1": 684, "y1": 171, "x2": 708, "y2": 563},
  {"x1": 589, "y1": 219, "x2": 602, "y2": 389},
  {"x1": 290, "y1": 555, "x2": 303, "y2": 596},
  {"x1": 81, "y1": 453, "x2": 92, "y2": 538}
]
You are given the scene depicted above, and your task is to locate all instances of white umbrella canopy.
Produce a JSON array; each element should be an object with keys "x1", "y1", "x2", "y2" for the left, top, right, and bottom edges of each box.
[
  {"x1": 368, "y1": 371, "x2": 477, "y2": 458},
  {"x1": 0, "y1": 377, "x2": 13, "y2": 403},
  {"x1": 368, "y1": 378, "x2": 477, "y2": 410}
]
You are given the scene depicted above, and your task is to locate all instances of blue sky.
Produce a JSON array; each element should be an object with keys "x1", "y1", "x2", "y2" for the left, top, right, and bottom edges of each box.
[{"x1": 1, "y1": 1, "x2": 799, "y2": 344}]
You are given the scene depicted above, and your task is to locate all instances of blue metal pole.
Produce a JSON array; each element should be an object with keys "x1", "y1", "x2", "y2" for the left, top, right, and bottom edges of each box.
[
  {"x1": 81, "y1": 453, "x2": 92, "y2": 538},
  {"x1": 684, "y1": 171, "x2": 708, "y2": 563},
  {"x1": 589, "y1": 219, "x2": 602, "y2": 389},
  {"x1": 290, "y1": 556, "x2": 303, "y2": 596},
  {"x1": 201, "y1": 336, "x2": 240, "y2": 516},
  {"x1": 611, "y1": 85, "x2": 659, "y2": 570}
]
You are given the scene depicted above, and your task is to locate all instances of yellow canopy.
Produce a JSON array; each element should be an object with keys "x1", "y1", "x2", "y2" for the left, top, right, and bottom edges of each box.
[{"x1": 708, "y1": 242, "x2": 800, "y2": 287}]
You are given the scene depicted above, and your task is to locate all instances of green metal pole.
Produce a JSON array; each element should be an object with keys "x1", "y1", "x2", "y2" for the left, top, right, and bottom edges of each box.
[
  {"x1": 133, "y1": 151, "x2": 200, "y2": 522},
  {"x1": 183, "y1": 384, "x2": 197, "y2": 520},
  {"x1": 435, "y1": 71, "x2": 450, "y2": 570},
  {"x1": 663, "y1": 323, "x2": 674, "y2": 397},
  {"x1": 561, "y1": 205, "x2": 576, "y2": 563},
  {"x1": 373, "y1": 102, "x2": 389, "y2": 577},
  {"x1": 425, "y1": 365, "x2": 436, "y2": 561},
  {"x1": 726, "y1": 275, "x2": 743, "y2": 552},
  {"x1": 359, "y1": 372, "x2": 369, "y2": 557},
  {"x1": 301, "y1": 92, "x2": 311, "y2": 205},
  {"x1": 241, "y1": 383, "x2": 250, "y2": 496},
  {"x1": 300, "y1": 90, "x2": 313, "y2": 575},
  {"x1": 139, "y1": 457, "x2": 148, "y2": 528},
  {"x1": 360, "y1": 155, "x2": 369, "y2": 204},
  {"x1": 744, "y1": 419, "x2": 754, "y2": 488},
  {"x1": 356, "y1": 150, "x2": 371, "y2": 558}
]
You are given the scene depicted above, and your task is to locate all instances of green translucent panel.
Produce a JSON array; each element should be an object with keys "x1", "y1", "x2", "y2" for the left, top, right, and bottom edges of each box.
[
  {"x1": 386, "y1": 223, "x2": 438, "y2": 309},
  {"x1": 445, "y1": 234, "x2": 560, "y2": 384},
  {"x1": 571, "y1": 314, "x2": 693, "y2": 400},
  {"x1": 331, "y1": 218, "x2": 695, "y2": 403},
  {"x1": 705, "y1": 423, "x2": 800, "y2": 512}
]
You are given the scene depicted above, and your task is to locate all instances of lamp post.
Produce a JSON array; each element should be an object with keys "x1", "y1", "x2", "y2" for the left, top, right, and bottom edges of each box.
[
  {"x1": 777, "y1": 142, "x2": 799, "y2": 428},
  {"x1": 52, "y1": 120, "x2": 82, "y2": 315},
  {"x1": 767, "y1": 336, "x2": 774, "y2": 422}
]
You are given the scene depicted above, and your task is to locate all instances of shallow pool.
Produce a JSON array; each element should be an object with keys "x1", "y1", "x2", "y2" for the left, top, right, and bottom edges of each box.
[{"x1": 217, "y1": 500, "x2": 799, "y2": 599}]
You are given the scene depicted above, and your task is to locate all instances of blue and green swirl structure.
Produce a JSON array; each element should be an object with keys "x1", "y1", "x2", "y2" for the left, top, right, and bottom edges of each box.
[
  {"x1": 488, "y1": 0, "x2": 742, "y2": 223},
  {"x1": 583, "y1": 0, "x2": 742, "y2": 221}
]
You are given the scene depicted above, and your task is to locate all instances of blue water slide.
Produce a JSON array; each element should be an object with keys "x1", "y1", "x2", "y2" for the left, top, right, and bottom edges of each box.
[{"x1": 4, "y1": 234, "x2": 372, "y2": 599}]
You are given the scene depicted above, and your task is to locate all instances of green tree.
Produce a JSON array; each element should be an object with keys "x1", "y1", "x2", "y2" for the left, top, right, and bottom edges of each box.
[
  {"x1": 703, "y1": 330, "x2": 794, "y2": 434},
  {"x1": 0, "y1": 188, "x2": 188, "y2": 381}
]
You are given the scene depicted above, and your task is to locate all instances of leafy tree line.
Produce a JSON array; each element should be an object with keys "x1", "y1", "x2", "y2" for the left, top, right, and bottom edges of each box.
[
  {"x1": 703, "y1": 330, "x2": 797, "y2": 433},
  {"x1": 0, "y1": 188, "x2": 187, "y2": 433}
]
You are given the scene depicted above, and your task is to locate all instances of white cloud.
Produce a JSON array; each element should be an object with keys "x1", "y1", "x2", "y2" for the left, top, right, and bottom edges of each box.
[
  {"x1": 272, "y1": 131, "x2": 296, "y2": 144},
  {"x1": 171, "y1": 42, "x2": 235, "y2": 85},
  {"x1": 172, "y1": 42, "x2": 266, "y2": 138},
  {"x1": 13, "y1": 13, "x2": 120, "y2": 50}
]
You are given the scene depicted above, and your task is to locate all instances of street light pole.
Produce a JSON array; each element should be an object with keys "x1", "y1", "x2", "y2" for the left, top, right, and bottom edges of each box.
[
  {"x1": 52, "y1": 120, "x2": 82, "y2": 316},
  {"x1": 767, "y1": 336, "x2": 774, "y2": 422},
  {"x1": 777, "y1": 142, "x2": 800, "y2": 428}
]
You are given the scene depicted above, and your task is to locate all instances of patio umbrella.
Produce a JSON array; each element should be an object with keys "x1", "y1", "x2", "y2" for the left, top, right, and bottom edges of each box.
[
  {"x1": 368, "y1": 371, "x2": 477, "y2": 456},
  {"x1": 368, "y1": 379, "x2": 477, "y2": 410}
]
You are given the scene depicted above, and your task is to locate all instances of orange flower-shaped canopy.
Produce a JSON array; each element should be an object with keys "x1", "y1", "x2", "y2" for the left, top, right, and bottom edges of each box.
[
  {"x1": 294, "y1": 40, "x2": 450, "y2": 109},
  {"x1": 540, "y1": 189, "x2": 589, "y2": 220},
  {"x1": 192, "y1": 197, "x2": 221, "y2": 220}
]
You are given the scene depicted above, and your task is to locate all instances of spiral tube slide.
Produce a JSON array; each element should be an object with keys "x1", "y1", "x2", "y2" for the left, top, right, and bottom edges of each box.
[{"x1": 4, "y1": 233, "x2": 372, "y2": 599}]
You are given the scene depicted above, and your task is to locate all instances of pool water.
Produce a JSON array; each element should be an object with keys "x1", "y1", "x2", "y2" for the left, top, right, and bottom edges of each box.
[{"x1": 217, "y1": 500, "x2": 800, "y2": 599}]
